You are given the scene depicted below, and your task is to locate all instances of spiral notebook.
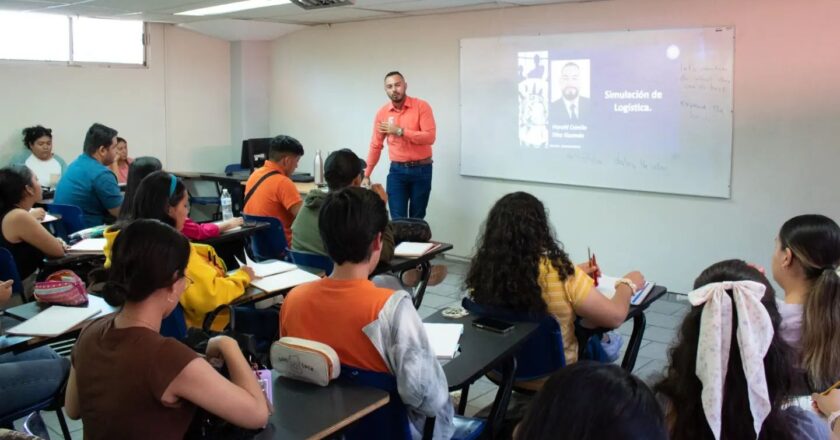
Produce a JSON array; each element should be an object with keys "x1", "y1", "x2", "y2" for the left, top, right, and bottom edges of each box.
[{"x1": 597, "y1": 276, "x2": 656, "y2": 306}]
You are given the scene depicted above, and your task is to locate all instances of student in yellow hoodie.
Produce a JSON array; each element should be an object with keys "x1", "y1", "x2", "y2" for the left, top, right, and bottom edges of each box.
[{"x1": 104, "y1": 171, "x2": 254, "y2": 329}]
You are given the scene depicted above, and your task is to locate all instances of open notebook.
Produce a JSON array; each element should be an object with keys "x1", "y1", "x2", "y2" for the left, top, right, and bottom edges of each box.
[
  {"x1": 68, "y1": 238, "x2": 107, "y2": 255},
  {"x1": 6, "y1": 295, "x2": 113, "y2": 337},
  {"x1": 597, "y1": 276, "x2": 656, "y2": 306},
  {"x1": 235, "y1": 253, "x2": 297, "y2": 278},
  {"x1": 394, "y1": 242, "x2": 441, "y2": 258},
  {"x1": 250, "y1": 269, "x2": 321, "y2": 293},
  {"x1": 423, "y1": 323, "x2": 463, "y2": 360}
]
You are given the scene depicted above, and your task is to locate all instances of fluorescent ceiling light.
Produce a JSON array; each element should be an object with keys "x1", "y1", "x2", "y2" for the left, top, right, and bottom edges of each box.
[{"x1": 176, "y1": 0, "x2": 291, "y2": 16}]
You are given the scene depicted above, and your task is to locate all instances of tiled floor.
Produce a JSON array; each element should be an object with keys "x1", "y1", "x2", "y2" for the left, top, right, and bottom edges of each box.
[{"x1": 29, "y1": 256, "x2": 688, "y2": 438}]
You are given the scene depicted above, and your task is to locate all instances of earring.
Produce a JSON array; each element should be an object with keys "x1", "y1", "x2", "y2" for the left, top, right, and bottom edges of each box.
[{"x1": 167, "y1": 295, "x2": 175, "y2": 303}]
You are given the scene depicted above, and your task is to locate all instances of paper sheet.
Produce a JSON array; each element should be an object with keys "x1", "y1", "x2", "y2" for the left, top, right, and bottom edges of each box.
[
  {"x1": 6, "y1": 296, "x2": 113, "y2": 337},
  {"x1": 235, "y1": 253, "x2": 297, "y2": 278},
  {"x1": 394, "y1": 242, "x2": 440, "y2": 258},
  {"x1": 250, "y1": 269, "x2": 321, "y2": 293},
  {"x1": 423, "y1": 323, "x2": 464, "y2": 360}
]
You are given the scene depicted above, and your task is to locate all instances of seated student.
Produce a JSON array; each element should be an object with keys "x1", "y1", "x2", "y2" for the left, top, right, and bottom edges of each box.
[
  {"x1": 0, "y1": 278, "x2": 70, "y2": 425},
  {"x1": 243, "y1": 135, "x2": 304, "y2": 245},
  {"x1": 514, "y1": 361, "x2": 666, "y2": 440},
  {"x1": 291, "y1": 148, "x2": 446, "y2": 286},
  {"x1": 281, "y1": 187, "x2": 454, "y2": 439},
  {"x1": 65, "y1": 219, "x2": 269, "y2": 438},
  {"x1": 9, "y1": 125, "x2": 67, "y2": 188},
  {"x1": 0, "y1": 166, "x2": 65, "y2": 289},
  {"x1": 54, "y1": 123, "x2": 123, "y2": 227},
  {"x1": 771, "y1": 214, "x2": 840, "y2": 391},
  {"x1": 655, "y1": 259, "x2": 830, "y2": 440},
  {"x1": 105, "y1": 171, "x2": 253, "y2": 329},
  {"x1": 108, "y1": 137, "x2": 133, "y2": 184},
  {"x1": 465, "y1": 192, "x2": 642, "y2": 372},
  {"x1": 118, "y1": 157, "x2": 243, "y2": 239}
]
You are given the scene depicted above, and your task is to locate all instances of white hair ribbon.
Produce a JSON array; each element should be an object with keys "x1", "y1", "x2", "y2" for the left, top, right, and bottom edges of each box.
[{"x1": 687, "y1": 280, "x2": 774, "y2": 440}]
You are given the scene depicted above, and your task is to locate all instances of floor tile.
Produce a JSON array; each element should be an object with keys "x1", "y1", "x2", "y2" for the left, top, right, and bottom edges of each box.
[
  {"x1": 636, "y1": 341, "x2": 670, "y2": 362},
  {"x1": 644, "y1": 312, "x2": 684, "y2": 330}
]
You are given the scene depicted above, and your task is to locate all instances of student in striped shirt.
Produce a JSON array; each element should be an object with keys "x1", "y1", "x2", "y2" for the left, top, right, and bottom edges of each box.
[{"x1": 465, "y1": 192, "x2": 643, "y2": 384}]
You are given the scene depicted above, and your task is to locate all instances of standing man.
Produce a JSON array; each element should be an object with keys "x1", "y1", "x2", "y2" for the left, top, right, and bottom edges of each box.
[
  {"x1": 54, "y1": 123, "x2": 122, "y2": 227},
  {"x1": 364, "y1": 71, "x2": 436, "y2": 219}
]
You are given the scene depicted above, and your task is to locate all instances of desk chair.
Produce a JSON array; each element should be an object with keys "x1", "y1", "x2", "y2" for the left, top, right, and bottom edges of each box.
[
  {"x1": 0, "y1": 384, "x2": 71, "y2": 440},
  {"x1": 182, "y1": 178, "x2": 222, "y2": 221},
  {"x1": 242, "y1": 214, "x2": 288, "y2": 262},
  {"x1": 339, "y1": 367, "x2": 485, "y2": 440},
  {"x1": 45, "y1": 204, "x2": 85, "y2": 238},
  {"x1": 224, "y1": 164, "x2": 246, "y2": 175},
  {"x1": 0, "y1": 247, "x2": 23, "y2": 299},
  {"x1": 288, "y1": 249, "x2": 333, "y2": 276},
  {"x1": 462, "y1": 298, "x2": 566, "y2": 395}
]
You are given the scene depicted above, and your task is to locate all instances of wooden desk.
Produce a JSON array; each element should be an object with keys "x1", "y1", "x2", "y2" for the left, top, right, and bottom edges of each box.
[
  {"x1": 425, "y1": 310, "x2": 538, "y2": 437},
  {"x1": 0, "y1": 295, "x2": 117, "y2": 355},
  {"x1": 256, "y1": 374, "x2": 389, "y2": 440},
  {"x1": 374, "y1": 242, "x2": 454, "y2": 309},
  {"x1": 294, "y1": 181, "x2": 322, "y2": 196}
]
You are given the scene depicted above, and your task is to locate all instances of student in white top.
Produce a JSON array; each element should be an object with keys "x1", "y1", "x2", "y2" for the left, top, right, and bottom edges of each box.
[
  {"x1": 9, "y1": 125, "x2": 67, "y2": 188},
  {"x1": 771, "y1": 214, "x2": 840, "y2": 392}
]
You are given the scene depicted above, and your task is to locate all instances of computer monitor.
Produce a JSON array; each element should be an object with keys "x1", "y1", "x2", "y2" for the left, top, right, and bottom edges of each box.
[{"x1": 240, "y1": 138, "x2": 272, "y2": 171}]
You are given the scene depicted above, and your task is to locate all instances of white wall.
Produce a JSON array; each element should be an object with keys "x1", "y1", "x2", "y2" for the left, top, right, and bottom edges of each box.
[
  {"x1": 231, "y1": 41, "x2": 272, "y2": 152},
  {"x1": 270, "y1": 0, "x2": 840, "y2": 292},
  {"x1": 0, "y1": 23, "x2": 233, "y2": 173}
]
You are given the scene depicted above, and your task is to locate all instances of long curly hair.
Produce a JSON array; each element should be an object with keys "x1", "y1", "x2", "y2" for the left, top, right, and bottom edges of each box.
[
  {"x1": 464, "y1": 192, "x2": 574, "y2": 315},
  {"x1": 654, "y1": 259, "x2": 796, "y2": 440}
]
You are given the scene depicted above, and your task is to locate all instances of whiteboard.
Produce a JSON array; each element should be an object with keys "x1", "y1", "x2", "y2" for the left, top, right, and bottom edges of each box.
[{"x1": 459, "y1": 27, "x2": 734, "y2": 198}]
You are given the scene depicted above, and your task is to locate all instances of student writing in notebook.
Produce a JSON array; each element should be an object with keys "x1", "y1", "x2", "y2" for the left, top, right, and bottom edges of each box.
[
  {"x1": 65, "y1": 220, "x2": 268, "y2": 439},
  {"x1": 654, "y1": 259, "x2": 829, "y2": 440},
  {"x1": 104, "y1": 171, "x2": 253, "y2": 329},
  {"x1": 465, "y1": 192, "x2": 642, "y2": 385},
  {"x1": 771, "y1": 214, "x2": 840, "y2": 392},
  {"x1": 118, "y1": 156, "x2": 243, "y2": 239},
  {"x1": 281, "y1": 187, "x2": 454, "y2": 439}
]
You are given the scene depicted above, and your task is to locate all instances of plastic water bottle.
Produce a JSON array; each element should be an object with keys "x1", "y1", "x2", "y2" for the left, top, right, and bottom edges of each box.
[
  {"x1": 220, "y1": 189, "x2": 233, "y2": 221},
  {"x1": 313, "y1": 150, "x2": 324, "y2": 185}
]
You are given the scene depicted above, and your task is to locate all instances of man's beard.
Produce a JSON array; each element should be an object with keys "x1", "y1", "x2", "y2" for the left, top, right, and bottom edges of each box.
[{"x1": 563, "y1": 87, "x2": 578, "y2": 101}]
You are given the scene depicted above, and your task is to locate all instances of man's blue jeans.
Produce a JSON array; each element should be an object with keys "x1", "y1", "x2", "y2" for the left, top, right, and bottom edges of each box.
[
  {"x1": 0, "y1": 339, "x2": 69, "y2": 417},
  {"x1": 386, "y1": 163, "x2": 432, "y2": 219}
]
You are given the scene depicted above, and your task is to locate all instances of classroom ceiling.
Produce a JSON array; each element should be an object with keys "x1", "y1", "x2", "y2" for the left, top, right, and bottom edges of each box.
[
  {"x1": 0, "y1": 0, "x2": 591, "y2": 25},
  {"x1": 0, "y1": 0, "x2": 596, "y2": 41}
]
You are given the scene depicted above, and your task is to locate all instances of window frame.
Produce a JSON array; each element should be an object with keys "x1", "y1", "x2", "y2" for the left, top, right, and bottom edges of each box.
[{"x1": 0, "y1": 13, "x2": 148, "y2": 69}]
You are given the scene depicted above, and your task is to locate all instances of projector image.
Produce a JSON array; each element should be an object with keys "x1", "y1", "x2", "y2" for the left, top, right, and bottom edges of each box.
[{"x1": 291, "y1": 0, "x2": 355, "y2": 10}]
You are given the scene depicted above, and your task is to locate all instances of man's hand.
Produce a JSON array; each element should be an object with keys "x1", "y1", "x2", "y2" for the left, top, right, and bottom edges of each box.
[
  {"x1": 377, "y1": 121, "x2": 401, "y2": 135},
  {"x1": 370, "y1": 184, "x2": 388, "y2": 203},
  {"x1": 361, "y1": 176, "x2": 371, "y2": 188}
]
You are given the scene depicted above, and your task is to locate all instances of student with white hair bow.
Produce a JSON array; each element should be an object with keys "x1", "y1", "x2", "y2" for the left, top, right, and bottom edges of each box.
[{"x1": 654, "y1": 259, "x2": 830, "y2": 440}]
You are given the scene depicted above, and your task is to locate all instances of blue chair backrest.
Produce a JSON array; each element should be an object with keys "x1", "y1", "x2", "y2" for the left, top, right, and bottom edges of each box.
[
  {"x1": 0, "y1": 247, "x2": 23, "y2": 295},
  {"x1": 160, "y1": 304, "x2": 187, "y2": 340},
  {"x1": 288, "y1": 249, "x2": 333, "y2": 275},
  {"x1": 242, "y1": 214, "x2": 288, "y2": 262},
  {"x1": 46, "y1": 203, "x2": 86, "y2": 236},
  {"x1": 224, "y1": 164, "x2": 245, "y2": 175},
  {"x1": 462, "y1": 297, "x2": 566, "y2": 380},
  {"x1": 339, "y1": 366, "x2": 412, "y2": 440}
]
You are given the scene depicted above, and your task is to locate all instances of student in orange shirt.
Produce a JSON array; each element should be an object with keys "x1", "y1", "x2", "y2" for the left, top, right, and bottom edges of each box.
[
  {"x1": 243, "y1": 135, "x2": 304, "y2": 244},
  {"x1": 281, "y1": 187, "x2": 453, "y2": 439}
]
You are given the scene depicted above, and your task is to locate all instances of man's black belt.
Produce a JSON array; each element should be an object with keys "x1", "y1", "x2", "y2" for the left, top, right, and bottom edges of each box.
[{"x1": 392, "y1": 158, "x2": 433, "y2": 167}]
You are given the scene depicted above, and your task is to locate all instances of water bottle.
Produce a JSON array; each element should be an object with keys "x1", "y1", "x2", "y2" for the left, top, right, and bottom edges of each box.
[
  {"x1": 220, "y1": 188, "x2": 233, "y2": 221},
  {"x1": 313, "y1": 150, "x2": 324, "y2": 185}
]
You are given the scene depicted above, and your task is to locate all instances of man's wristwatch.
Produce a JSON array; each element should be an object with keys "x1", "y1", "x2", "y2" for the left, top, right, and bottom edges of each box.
[{"x1": 396, "y1": 127, "x2": 404, "y2": 136}]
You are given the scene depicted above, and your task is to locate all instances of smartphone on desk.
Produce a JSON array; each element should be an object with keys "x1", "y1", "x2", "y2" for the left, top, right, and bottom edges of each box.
[{"x1": 472, "y1": 317, "x2": 515, "y2": 334}]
